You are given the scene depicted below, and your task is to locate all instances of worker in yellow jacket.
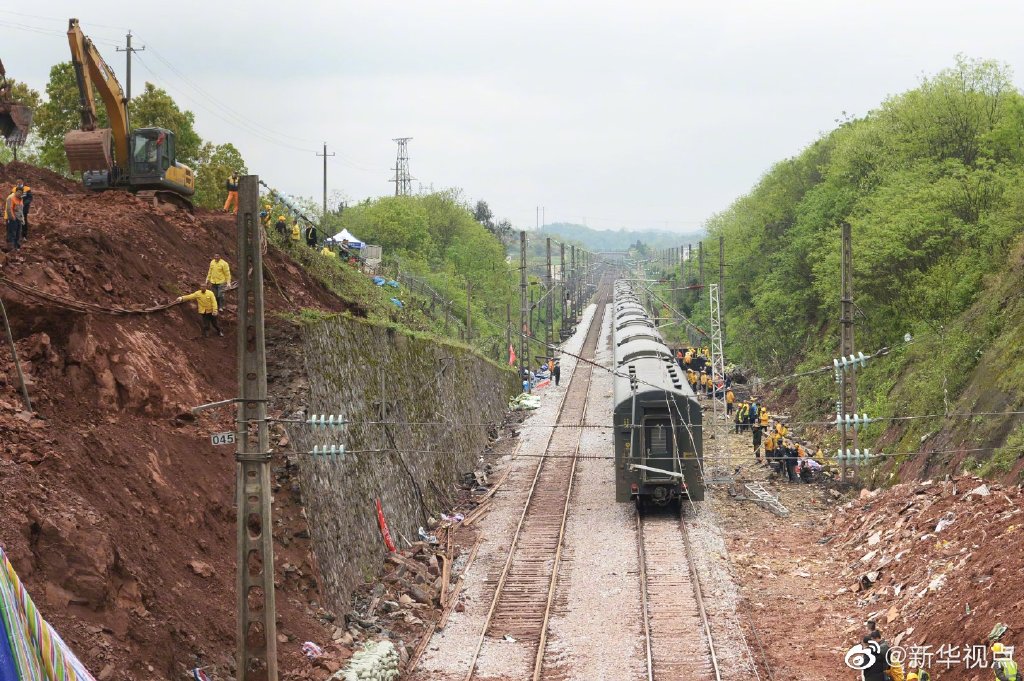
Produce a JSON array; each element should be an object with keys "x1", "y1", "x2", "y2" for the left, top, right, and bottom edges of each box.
[
  {"x1": 205, "y1": 253, "x2": 231, "y2": 310},
  {"x1": 763, "y1": 432, "x2": 776, "y2": 465},
  {"x1": 176, "y1": 284, "x2": 223, "y2": 338},
  {"x1": 992, "y1": 643, "x2": 1018, "y2": 681},
  {"x1": 290, "y1": 220, "x2": 301, "y2": 244},
  {"x1": 321, "y1": 245, "x2": 337, "y2": 258},
  {"x1": 725, "y1": 388, "x2": 735, "y2": 414}
]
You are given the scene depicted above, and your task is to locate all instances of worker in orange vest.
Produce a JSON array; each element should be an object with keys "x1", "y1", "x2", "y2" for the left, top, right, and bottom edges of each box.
[{"x1": 223, "y1": 173, "x2": 239, "y2": 213}]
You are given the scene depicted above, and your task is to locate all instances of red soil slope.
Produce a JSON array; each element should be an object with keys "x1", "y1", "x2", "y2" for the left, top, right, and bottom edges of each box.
[{"x1": 0, "y1": 161, "x2": 353, "y2": 680}]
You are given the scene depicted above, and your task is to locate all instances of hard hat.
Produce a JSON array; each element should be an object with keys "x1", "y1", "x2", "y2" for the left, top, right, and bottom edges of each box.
[
  {"x1": 278, "y1": 215, "x2": 285, "y2": 220},
  {"x1": 993, "y1": 642, "x2": 1005, "y2": 653}
]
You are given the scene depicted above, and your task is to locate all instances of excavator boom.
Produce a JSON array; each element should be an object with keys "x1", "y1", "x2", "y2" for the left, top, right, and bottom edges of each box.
[{"x1": 65, "y1": 18, "x2": 129, "y2": 171}]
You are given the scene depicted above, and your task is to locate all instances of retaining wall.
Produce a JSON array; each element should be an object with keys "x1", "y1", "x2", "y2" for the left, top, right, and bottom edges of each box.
[{"x1": 294, "y1": 316, "x2": 518, "y2": 612}]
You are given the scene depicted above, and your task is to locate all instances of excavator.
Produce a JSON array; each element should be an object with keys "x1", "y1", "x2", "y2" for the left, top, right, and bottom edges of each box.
[
  {"x1": 64, "y1": 18, "x2": 194, "y2": 207},
  {"x1": 0, "y1": 58, "x2": 34, "y2": 147}
]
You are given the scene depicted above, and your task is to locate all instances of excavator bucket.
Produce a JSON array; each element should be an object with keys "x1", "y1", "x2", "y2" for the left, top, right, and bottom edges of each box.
[
  {"x1": 0, "y1": 58, "x2": 33, "y2": 147},
  {"x1": 64, "y1": 129, "x2": 113, "y2": 172},
  {"x1": 0, "y1": 101, "x2": 32, "y2": 147}
]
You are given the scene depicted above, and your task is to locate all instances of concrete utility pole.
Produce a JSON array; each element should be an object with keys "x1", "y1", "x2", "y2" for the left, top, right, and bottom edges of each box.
[
  {"x1": 505, "y1": 303, "x2": 511, "y2": 360},
  {"x1": 116, "y1": 30, "x2": 144, "y2": 129},
  {"x1": 698, "y1": 241, "x2": 704, "y2": 288},
  {"x1": 529, "y1": 288, "x2": 536, "y2": 351},
  {"x1": 545, "y1": 237, "x2": 553, "y2": 353},
  {"x1": 559, "y1": 242, "x2": 566, "y2": 334},
  {"x1": 570, "y1": 245, "x2": 577, "y2": 321},
  {"x1": 519, "y1": 231, "x2": 527, "y2": 377},
  {"x1": 316, "y1": 143, "x2": 334, "y2": 219},
  {"x1": 840, "y1": 220, "x2": 857, "y2": 479},
  {"x1": 234, "y1": 175, "x2": 278, "y2": 681}
]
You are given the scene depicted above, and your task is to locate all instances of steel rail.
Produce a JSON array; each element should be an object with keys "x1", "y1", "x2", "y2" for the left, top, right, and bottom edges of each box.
[
  {"x1": 462, "y1": 282, "x2": 608, "y2": 681},
  {"x1": 681, "y1": 516, "x2": 722, "y2": 681},
  {"x1": 636, "y1": 510, "x2": 723, "y2": 681},
  {"x1": 532, "y1": 351, "x2": 595, "y2": 680},
  {"x1": 636, "y1": 513, "x2": 655, "y2": 681}
]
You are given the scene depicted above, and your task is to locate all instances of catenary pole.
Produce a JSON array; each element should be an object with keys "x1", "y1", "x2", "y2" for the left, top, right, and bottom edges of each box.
[
  {"x1": 545, "y1": 237, "x2": 553, "y2": 354},
  {"x1": 519, "y1": 231, "x2": 527, "y2": 378},
  {"x1": 840, "y1": 220, "x2": 858, "y2": 479},
  {"x1": 559, "y1": 241, "x2": 566, "y2": 335}
]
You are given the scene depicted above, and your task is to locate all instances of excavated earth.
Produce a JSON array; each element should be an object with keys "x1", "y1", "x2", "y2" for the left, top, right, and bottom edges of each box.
[
  {"x1": 714, "y1": 425, "x2": 1022, "y2": 680},
  {"x1": 0, "y1": 161, "x2": 358, "y2": 680}
]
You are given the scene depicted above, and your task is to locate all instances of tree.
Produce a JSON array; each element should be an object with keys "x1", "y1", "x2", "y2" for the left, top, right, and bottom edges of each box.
[
  {"x1": 490, "y1": 218, "x2": 515, "y2": 247},
  {"x1": 473, "y1": 199, "x2": 493, "y2": 226},
  {"x1": 0, "y1": 79, "x2": 42, "y2": 163},
  {"x1": 33, "y1": 62, "x2": 107, "y2": 174},
  {"x1": 192, "y1": 142, "x2": 246, "y2": 209},
  {"x1": 129, "y1": 82, "x2": 202, "y2": 166},
  {"x1": 2, "y1": 79, "x2": 41, "y2": 112}
]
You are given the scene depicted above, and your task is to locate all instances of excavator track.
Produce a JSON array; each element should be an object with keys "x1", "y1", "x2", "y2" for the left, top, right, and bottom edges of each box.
[{"x1": 135, "y1": 190, "x2": 195, "y2": 213}]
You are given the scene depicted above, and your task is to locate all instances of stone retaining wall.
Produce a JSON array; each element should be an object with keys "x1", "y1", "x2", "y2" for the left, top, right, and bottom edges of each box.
[{"x1": 294, "y1": 316, "x2": 518, "y2": 612}]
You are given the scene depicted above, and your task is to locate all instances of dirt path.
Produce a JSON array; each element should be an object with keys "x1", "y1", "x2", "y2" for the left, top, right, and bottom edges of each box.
[{"x1": 710, "y1": 428, "x2": 853, "y2": 679}]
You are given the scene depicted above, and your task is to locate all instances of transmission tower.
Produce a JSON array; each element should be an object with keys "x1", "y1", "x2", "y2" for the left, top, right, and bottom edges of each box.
[
  {"x1": 390, "y1": 137, "x2": 414, "y2": 196},
  {"x1": 708, "y1": 283, "x2": 731, "y2": 482}
]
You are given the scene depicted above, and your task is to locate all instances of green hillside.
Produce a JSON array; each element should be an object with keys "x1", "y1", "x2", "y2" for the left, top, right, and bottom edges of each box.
[{"x1": 657, "y1": 56, "x2": 1024, "y2": 483}]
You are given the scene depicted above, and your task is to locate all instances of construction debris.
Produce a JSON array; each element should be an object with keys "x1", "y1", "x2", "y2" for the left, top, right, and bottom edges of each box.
[{"x1": 825, "y1": 475, "x2": 1024, "y2": 654}]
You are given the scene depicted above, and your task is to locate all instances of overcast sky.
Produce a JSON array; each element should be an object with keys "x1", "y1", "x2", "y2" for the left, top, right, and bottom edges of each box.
[{"x1": 4, "y1": 1, "x2": 1024, "y2": 232}]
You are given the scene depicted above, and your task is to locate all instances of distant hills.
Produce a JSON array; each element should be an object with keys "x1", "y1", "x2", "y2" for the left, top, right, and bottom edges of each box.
[{"x1": 539, "y1": 222, "x2": 705, "y2": 252}]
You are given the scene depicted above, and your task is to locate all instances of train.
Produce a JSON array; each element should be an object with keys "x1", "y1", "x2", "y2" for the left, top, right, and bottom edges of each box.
[{"x1": 612, "y1": 280, "x2": 704, "y2": 508}]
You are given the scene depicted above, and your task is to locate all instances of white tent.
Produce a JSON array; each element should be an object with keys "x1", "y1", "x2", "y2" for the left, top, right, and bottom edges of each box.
[{"x1": 327, "y1": 228, "x2": 365, "y2": 248}]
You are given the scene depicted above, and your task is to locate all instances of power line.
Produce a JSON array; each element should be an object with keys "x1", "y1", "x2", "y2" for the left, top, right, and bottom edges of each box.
[
  {"x1": 131, "y1": 53, "x2": 318, "y2": 155},
  {"x1": 0, "y1": 18, "x2": 121, "y2": 48},
  {"x1": 130, "y1": 38, "x2": 386, "y2": 174},
  {"x1": 0, "y1": 9, "x2": 128, "y2": 32}
]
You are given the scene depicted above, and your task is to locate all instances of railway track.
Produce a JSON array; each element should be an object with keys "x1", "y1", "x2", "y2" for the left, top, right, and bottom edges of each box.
[
  {"x1": 463, "y1": 280, "x2": 609, "y2": 681},
  {"x1": 637, "y1": 509, "x2": 721, "y2": 681}
]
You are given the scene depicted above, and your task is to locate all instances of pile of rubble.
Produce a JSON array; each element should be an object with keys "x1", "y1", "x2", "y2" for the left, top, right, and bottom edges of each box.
[
  {"x1": 285, "y1": 466, "x2": 505, "y2": 681},
  {"x1": 824, "y1": 476, "x2": 1022, "y2": 659}
]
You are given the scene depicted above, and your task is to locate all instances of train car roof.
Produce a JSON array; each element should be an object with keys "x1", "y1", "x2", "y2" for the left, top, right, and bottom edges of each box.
[
  {"x1": 618, "y1": 339, "x2": 673, "y2": 365},
  {"x1": 616, "y1": 317, "x2": 656, "y2": 331},
  {"x1": 615, "y1": 326, "x2": 663, "y2": 346},
  {"x1": 612, "y1": 356, "x2": 699, "y2": 412},
  {"x1": 615, "y1": 308, "x2": 648, "y2": 321}
]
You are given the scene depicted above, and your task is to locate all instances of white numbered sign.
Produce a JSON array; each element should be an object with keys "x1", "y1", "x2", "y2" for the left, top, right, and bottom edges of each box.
[{"x1": 210, "y1": 431, "x2": 236, "y2": 446}]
